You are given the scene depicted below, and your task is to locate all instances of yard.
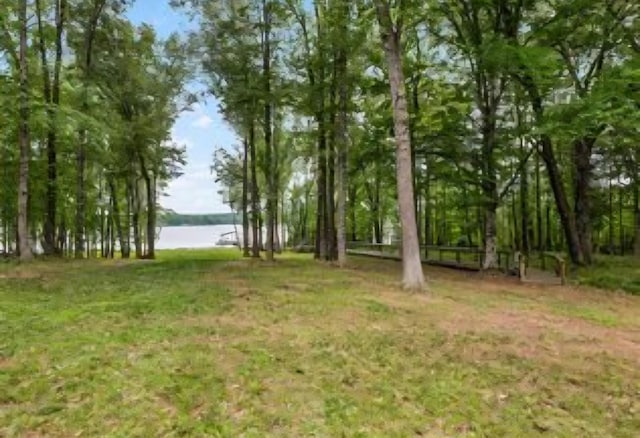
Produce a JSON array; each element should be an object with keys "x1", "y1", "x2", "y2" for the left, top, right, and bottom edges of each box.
[{"x1": 1, "y1": 250, "x2": 639, "y2": 436}]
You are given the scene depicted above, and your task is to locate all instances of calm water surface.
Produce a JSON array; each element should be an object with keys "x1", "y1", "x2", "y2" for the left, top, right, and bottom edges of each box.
[{"x1": 156, "y1": 225, "x2": 238, "y2": 249}]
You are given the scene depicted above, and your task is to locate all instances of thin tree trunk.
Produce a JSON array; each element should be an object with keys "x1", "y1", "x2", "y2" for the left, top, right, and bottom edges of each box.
[
  {"x1": 519, "y1": 76, "x2": 583, "y2": 264},
  {"x1": 424, "y1": 169, "x2": 431, "y2": 258},
  {"x1": 535, "y1": 143, "x2": 542, "y2": 251},
  {"x1": 262, "y1": 0, "x2": 275, "y2": 261},
  {"x1": 376, "y1": 0, "x2": 424, "y2": 290},
  {"x1": 608, "y1": 171, "x2": 614, "y2": 251},
  {"x1": 17, "y1": 0, "x2": 32, "y2": 261},
  {"x1": 634, "y1": 181, "x2": 640, "y2": 256},
  {"x1": 131, "y1": 180, "x2": 142, "y2": 258},
  {"x1": 242, "y1": 137, "x2": 250, "y2": 257},
  {"x1": 138, "y1": 154, "x2": 155, "y2": 259},
  {"x1": 249, "y1": 120, "x2": 260, "y2": 257},
  {"x1": 315, "y1": 121, "x2": 328, "y2": 258},
  {"x1": 108, "y1": 179, "x2": 128, "y2": 258},
  {"x1": 520, "y1": 138, "x2": 530, "y2": 254},
  {"x1": 618, "y1": 181, "x2": 624, "y2": 255}
]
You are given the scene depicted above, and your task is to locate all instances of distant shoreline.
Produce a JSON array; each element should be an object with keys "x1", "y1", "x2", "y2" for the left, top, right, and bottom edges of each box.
[{"x1": 158, "y1": 212, "x2": 240, "y2": 227}]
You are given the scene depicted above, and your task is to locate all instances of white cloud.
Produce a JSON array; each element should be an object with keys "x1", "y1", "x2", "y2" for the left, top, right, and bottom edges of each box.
[{"x1": 192, "y1": 115, "x2": 213, "y2": 129}]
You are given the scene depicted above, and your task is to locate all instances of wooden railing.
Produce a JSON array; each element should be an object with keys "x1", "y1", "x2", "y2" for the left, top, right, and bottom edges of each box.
[
  {"x1": 518, "y1": 252, "x2": 567, "y2": 285},
  {"x1": 347, "y1": 242, "x2": 518, "y2": 273}
]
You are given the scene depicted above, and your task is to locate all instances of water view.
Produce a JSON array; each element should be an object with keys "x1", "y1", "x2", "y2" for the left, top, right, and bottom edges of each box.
[{"x1": 156, "y1": 224, "x2": 239, "y2": 250}]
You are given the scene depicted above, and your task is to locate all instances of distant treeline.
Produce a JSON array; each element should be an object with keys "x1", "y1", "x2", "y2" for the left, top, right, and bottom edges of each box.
[{"x1": 159, "y1": 212, "x2": 239, "y2": 227}]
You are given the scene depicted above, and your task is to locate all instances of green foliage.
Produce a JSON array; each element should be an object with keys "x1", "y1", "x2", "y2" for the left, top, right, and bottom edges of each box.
[{"x1": 158, "y1": 211, "x2": 239, "y2": 226}]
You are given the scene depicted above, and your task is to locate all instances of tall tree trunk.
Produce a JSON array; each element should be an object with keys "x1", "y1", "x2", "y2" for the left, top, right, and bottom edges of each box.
[
  {"x1": 618, "y1": 181, "x2": 624, "y2": 255},
  {"x1": 326, "y1": 128, "x2": 336, "y2": 260},
  {"x1": 249, "y1": 120, "x2": 260, "y2": 257},
  {"x1": 242, "y1": 137, "x2": 250, "y2": 257},
  {"x1": 520, "y1": 138, "x2": 530, "y2": 254},
  {"x1": 262, "y1": 0, "x2": 275, "y2": 261},
  {"x1": 315, "y1": 121, "x2": 328, "y2": 258},
  {"x1": 335, "y1": 0, "x2": 348, "y2": 266},
  {"x1": 481, "y1": 110, "x2": 499, "y2": 269},
  {"x1": 74, "y1": 0, "x2": 106, "y2": 259},
  {"x1": 424, "y1": 169, "x2": 431, "y2": 257},
  {"x1": 108, "y1": 179, "x2": 128, "y2": 258},
  {"x1": 131, "y1": 180, "x2": 142, "y2": 258},
  {"x1": 139, "y1": 155, "x2": 155, "y2": 259},
  {"x1": 75, "y1": 133, "x2": 86, "y2": 258},
  {"x1": 634, "y1": 181, "x2": 640, "y2": 257},
  {"x1": 36, "y1": 0, "x2": 66, "y2": 255},
  {"x1": 573, "y1": 137, "x2": 595, "y2": 263},
  {"x1": 349, "y1": 183, "x2": 357, "y2": 242},
  {"x1": 519, "y1": 76, "x2": 583, "y2": 264},
  {"x1": 608, "y1": 171, "x2": 614, "y2": 251},
  {"x1": 375, "y1": 0, "x2": 424, "y2": 290},
  {"x1": 17, "y1": 0, "x2": 32, "y2": 261},
  {"x1": 535, "y1": 144, "x2": 542, "y2": 251}
]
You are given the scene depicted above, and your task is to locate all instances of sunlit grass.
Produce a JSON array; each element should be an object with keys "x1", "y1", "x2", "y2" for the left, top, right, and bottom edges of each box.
[{"x1": 1, "y1": 250, "x2": 639, "y2": 436}]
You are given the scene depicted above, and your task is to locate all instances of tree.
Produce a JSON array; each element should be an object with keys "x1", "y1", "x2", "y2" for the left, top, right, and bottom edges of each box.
[{"x1": 374, "y1": 0, "x2": 424, "y2": 290}]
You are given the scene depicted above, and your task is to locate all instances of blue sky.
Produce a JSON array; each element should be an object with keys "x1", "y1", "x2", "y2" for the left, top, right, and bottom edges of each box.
[{"x1": 126, "y1": 0, "x2": 237, "y2": 214}]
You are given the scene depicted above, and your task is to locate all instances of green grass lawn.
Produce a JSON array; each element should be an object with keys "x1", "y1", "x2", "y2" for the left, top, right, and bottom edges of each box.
[{"x1": 1, "y1": 250, "x2": 639, "y2": 437}]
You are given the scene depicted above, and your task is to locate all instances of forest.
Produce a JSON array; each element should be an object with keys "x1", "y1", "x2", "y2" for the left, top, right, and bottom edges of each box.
[
  {"x1": 204, "y1": 0, "x2": 640, "y2": 290},
  {"x1": 1, "y1": 1, "x2": 640, "y2": 435},
  {"x1": 1, "y1": 0, "x2": 639, "y2": 279}
]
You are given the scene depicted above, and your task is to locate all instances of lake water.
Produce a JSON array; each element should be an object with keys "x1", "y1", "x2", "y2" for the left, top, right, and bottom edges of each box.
[{"x1": 156, "y1": 224, "x2": 238, "y2": 250}]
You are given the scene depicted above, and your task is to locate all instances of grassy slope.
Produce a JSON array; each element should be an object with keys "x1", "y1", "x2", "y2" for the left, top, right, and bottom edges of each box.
[
  {"x1": 576, "y1": 255, "x2": 640, "y2": 295},
  {"x1": 1, "y1": 250, "x2": 639, "y2": 437}
]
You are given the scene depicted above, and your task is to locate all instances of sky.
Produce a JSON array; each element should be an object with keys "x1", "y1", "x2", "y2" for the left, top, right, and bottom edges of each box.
[{"x1": 126, "y1": 0, "x2": 237, "y2": 214}]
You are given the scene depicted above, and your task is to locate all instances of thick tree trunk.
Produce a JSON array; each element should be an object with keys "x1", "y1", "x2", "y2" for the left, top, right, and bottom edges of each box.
[
  {"x1": 376, "y1": 0, "x2": 424, "y2": 290},
  {"x1": 335, "y1": 10, "x2": 349, "y2": 266},
  {"x1": 481, "y1": 110, "x2": 499, "y2": 269},
  {"x1": 17, "y1": 0, "x2": 32, "y2": 261},
  {"x1": 573, "y1": 137, "x2": 595, "y2": 263}
]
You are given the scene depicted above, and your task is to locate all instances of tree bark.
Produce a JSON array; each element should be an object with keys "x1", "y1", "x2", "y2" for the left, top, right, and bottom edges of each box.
[
  {"x1": 573, "y1": 137, "x2": 595, "y2": 263},
  {"x1": 249, "y1": 120, "x2": 260, "y2": 257},
  {"x1": 520, "y1": 138, "x2": 530, "y2": 254},
  {"x1": 519, "y1": 74, "x2": 584, "y2": 264},
  {"x1": 262, "y1": 0, "x2": 275, "y2": 261},
  {"x1": 335, "y1": 0, "x2": 349, "y2": 266},
  {"x1": 242, "y1": 137, "x2": 250, "y2": 257},
  {"x1": 139, "y1": 154, "x2": 155, "y2": 259},
  {"x1": 315, "y1": 119, "x2": 328, "y2": 258},
  {"x1": 36, "y1": 0, "x2": 65, "y2": 255},
  {"x1": 634, "y1": 181, "x2": 640, "y2": 257},
  {"x1": 108, "y1": 179, "x2": 128, "y2": 258},
  {"x1": 17, "y1": 0, "x2": 32, "y2": 261},
  {"x1": 375, "y1": 0, "x2": 425, "y2": 290}
]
